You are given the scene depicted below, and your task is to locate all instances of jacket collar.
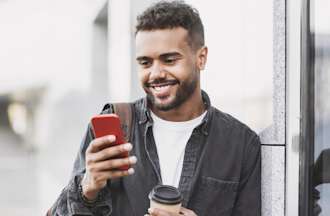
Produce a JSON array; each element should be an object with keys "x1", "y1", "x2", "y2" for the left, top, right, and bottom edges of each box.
[{"x1": 136, "y1": 90, "x2": 213, "y2": 135}]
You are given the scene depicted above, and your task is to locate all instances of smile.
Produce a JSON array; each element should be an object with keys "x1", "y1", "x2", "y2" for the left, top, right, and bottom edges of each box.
[
  {"x1": 153, "y1": 84, "x2": 172, "y2": 92},
  {"x1": 148, "y1": 80, "x2": 179, "y2": 88},
  {"x1": 147, "y1": 80, "x2": 179, "y2": 97}
]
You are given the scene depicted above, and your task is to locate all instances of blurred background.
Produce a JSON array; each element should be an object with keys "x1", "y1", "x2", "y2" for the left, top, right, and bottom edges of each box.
[
  {"x1": 0, "y1": 0, "x2": 328, "y2": 215},
  {"x1": 0, "y1": 0, "x2": 279, "y2": 214}
]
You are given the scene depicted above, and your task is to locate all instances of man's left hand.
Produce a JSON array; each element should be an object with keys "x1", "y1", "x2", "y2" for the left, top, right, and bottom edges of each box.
[{"x1": 145, "y1": 207, "x2": 197, "y2": 216}]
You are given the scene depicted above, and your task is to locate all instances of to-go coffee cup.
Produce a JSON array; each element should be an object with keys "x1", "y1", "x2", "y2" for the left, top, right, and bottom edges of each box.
[{"x1": 148, "y1": 185, "x2": 183, "y2": 213}]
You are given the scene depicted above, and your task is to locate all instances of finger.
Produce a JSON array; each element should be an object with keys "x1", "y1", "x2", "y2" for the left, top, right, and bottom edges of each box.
[
  {"x1": 89, "y1": 156, "x2": 137, "y2": 171},
  {"x1": 179, "y1": 207, "x2": 196, "y2": 215},
  {"x1": 87, "y1": 135, "x2": 117, "y2": 153},
  {"x1": 98, "y1": 168, "x2": 135, "y2": 180},
  {"x1": 148, "y1": 208, "x2": 175, "y2": 216},
  {"x1": 88, "y1": 143, "x2": 133, "y2": 162}
]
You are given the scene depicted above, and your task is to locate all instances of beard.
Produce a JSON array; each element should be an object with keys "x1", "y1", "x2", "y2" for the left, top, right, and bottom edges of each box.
[{"x1": 145, "y1": 76, "x2": 198, "y2": 111}]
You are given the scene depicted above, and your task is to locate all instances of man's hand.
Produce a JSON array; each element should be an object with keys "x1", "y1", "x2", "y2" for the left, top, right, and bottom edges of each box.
[
  {"x1": 81, "y1": 135, "x2": 137, "y2": 200},
  {"x1": 145, "y1": 207, "x2": 197, "y2": 216}
]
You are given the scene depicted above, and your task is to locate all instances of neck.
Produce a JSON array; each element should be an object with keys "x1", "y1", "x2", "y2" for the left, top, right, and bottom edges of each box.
[{"x1": 150, "y1": 89, "x2": 205, "y2": 122}]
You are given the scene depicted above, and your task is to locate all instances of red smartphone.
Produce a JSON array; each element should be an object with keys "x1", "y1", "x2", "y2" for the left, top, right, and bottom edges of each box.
[{"x1": 91, "y1": 114, "x2": 130, "y2": 171}]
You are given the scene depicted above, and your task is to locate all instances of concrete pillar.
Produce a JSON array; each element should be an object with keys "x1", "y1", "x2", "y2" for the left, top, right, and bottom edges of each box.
[{"x1": 108, "y1": 0, "x2": 132, "y2": 102}]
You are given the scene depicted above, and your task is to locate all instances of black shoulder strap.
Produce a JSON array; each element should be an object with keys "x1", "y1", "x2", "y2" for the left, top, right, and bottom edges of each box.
[{"x1": 101, "y1": 103, "x2": 134, "y2": 142}]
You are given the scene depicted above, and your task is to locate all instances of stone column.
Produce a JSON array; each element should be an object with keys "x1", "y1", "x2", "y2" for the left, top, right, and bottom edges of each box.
[{"x1": 108, "y1": 0, "x2": 132, "y2": 102}]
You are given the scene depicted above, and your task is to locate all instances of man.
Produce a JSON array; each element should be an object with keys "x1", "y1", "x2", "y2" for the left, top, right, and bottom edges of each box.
[{"x1": 49, "y1": 1, "x2": 261, "y2": 215}]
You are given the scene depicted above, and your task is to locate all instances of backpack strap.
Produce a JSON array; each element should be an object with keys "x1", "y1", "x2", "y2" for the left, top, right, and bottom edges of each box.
[{"x1": 101, "y1": 102, "x2": 134, "y2": 142}]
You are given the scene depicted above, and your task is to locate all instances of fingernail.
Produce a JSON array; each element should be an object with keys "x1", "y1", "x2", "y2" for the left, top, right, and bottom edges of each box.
[
  {"x1": 148, "y1": 208, "x2": 154, "y2": 214},
  {"x1": 128, "y1": 168, "x2": 135, "y2": 174},
  {"x1": 108, "y1": 135, "x2": 116, "y2": 141},
  {"x1": 129, "y1": 156, "x2": 137, "y2": 164},
  {"x1": 123, "y1": 143, "x2": 132, "y2": 151}
]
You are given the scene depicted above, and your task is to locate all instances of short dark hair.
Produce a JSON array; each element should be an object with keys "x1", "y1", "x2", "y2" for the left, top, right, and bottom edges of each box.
[{"x1": 135, "y1": 0, "x2": 204, "y2": 50}]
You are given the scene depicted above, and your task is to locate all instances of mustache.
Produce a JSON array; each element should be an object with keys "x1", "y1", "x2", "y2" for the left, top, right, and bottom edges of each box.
[{"x1": 145, "y1": 79, "x2": 179, "y2": 87}]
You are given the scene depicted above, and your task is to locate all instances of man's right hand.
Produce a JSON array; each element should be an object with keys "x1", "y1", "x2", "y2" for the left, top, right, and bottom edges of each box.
[{"x1": 81, "y1": 135, "x2": 137, "y2": 200}]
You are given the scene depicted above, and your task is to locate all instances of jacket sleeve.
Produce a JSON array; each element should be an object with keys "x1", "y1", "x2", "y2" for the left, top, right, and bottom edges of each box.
[
  {"x1": 48, "y1": 124, "x2": 113, "y2": 216},
  {"x1": 232, "y1": 134, "x2": 261, "y2": 216}
]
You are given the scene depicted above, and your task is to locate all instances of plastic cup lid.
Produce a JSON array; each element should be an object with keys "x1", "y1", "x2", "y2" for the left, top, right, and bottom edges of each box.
[{"x1": 148, "y1": 185, "x2": 183, "y2": 205}]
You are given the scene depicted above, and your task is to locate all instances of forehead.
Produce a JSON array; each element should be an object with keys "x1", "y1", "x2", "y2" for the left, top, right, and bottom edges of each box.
[{"x1": 135, "y1": 27, "x2": 191, "y2": 57}]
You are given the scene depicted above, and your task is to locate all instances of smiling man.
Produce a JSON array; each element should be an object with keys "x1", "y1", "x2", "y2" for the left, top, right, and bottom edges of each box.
[
  {"x1": 136, "y1": 26, "x2": 205, "y2": 121},
  {"x1": 49, "y1": 1, "x2": 261, "y2": 216}
]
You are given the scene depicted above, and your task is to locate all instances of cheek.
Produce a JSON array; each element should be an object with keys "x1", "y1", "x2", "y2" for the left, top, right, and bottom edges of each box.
[
  {"x1": 138, "y1": 70, "x2": 148, "y2": 85},
  {"x1": 179, "y1": 57, "x2": 196, "y2": 73},
  {"x1": 172, "y1": 64, "x2": 195, "y2": 80}
]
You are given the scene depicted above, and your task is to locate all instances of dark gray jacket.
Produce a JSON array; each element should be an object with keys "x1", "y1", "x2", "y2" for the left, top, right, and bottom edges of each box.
[{"x1": 49, "y1": 91, "x2": 261, "y2": 216}]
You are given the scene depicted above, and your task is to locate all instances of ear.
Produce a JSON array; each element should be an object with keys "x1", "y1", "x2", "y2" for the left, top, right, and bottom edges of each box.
[{"x1": 196, "y1": 46, "x2": 208, "y2": 71}]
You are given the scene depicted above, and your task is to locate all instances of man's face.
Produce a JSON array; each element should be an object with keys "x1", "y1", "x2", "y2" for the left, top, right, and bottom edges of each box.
[{"x1": 135, "y1": 27, "x2": 201, "y2": 111}]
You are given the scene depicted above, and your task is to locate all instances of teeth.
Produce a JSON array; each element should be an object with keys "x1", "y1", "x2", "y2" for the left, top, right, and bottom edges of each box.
[{"x1": 154, "y1": 85, "x2": 169, "y2": 91}]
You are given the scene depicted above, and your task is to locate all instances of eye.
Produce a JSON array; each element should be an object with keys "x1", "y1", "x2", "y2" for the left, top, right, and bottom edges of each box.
[
  {"x1": 138, "y1": 59, "x2": 152, "y2": 68},
  {"x1": 164, "y1": 57, "x2": 177, "y2": 65}
]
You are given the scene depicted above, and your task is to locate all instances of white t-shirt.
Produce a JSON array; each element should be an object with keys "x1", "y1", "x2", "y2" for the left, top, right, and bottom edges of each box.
[{"x1": 151, "y1": 111, "x2": 207, "y2": 187}]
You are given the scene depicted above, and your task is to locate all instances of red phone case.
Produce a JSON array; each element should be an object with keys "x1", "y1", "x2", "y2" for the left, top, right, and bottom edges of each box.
[{"x1": 91, "y1": 114, "x2": 130, "y2": 170}]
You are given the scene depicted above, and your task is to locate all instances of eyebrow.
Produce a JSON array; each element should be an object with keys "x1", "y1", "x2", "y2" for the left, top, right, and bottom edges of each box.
[
  {"x1": 159, "y1": 52, "x2": 182, "y2": 59},
  {"x1": 136, "y1": 56, "x2": 151, "y2": 62},
  {"x1": 136, "y1": 52, "x2": 182, "y2": 61}
]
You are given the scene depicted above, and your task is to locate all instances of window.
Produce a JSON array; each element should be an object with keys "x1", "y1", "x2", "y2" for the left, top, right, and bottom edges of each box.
[{"x1": 300, "y1": 0, "x2": 330, "y2": 215}]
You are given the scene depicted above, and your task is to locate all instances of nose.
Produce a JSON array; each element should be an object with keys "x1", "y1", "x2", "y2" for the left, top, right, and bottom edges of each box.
[{"x1": 149, "y1": 61, "x2": 166, "y2": 80}]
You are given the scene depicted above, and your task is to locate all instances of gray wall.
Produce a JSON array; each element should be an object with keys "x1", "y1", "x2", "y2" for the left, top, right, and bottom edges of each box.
[{"x1": 261, "y1": 0, "x2": 286, "y2": 215}]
